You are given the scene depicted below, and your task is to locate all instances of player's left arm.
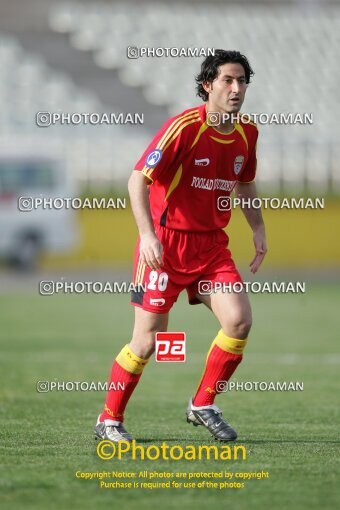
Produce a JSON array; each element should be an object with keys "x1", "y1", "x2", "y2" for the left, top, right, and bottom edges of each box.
[{"x1": 234, "y1": 180, "x2": 267, "y2": 274}]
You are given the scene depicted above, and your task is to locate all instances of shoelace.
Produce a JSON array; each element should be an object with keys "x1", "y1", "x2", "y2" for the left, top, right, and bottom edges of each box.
[
  {"x1": 211, "y1": 409, "x2": 223, "y2": 417},
  {"x1": 106, "y1": 425, "x2": 123, "y2": 438},
  {"x1": 108, "y1": 424, "x2": 131, "y2": 437}
]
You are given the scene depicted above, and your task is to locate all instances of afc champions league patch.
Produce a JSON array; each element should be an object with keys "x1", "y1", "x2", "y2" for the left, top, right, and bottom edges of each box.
[
  {"x1": 146, "y1": 149, "x2": 162, "y2": 168},
  {"x1": 234, "y1": 155, "x2": 244, "y2": 175}
]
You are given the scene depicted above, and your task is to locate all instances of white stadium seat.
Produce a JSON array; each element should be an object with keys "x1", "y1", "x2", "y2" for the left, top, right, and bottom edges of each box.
[{"x1": 1, "y1": 2, "x2": 339, "y2": 191}]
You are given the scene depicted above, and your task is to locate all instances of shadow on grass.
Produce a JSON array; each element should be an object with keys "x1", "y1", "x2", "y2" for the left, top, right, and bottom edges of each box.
[
  {"x1": 135, "y1": 438, "x2": 215, "y2": 443},
  {"x1": 92, "y1": 435, "x2": 340, "y2": 444},
  {"x1": 135, "y1": 438, "x2": 340, "y2": 444},
  {"x1": 242, "y1": 439, "x2": 340, "y2": 444}
]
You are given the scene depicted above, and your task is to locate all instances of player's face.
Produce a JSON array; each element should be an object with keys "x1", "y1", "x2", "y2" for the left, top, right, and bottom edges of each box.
[{"x1": 204, "y1": 63, "x2": 247, "y2": 113}]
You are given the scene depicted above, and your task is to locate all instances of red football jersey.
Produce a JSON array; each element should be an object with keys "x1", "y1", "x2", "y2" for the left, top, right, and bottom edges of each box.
[{"x1": 134, "y1": 103, "x2": 258, "y2": 232}]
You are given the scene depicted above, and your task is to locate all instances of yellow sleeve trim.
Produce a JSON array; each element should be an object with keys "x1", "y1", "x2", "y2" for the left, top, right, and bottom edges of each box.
[
  {"x1": 157, "y1": 110, "x2": 200, "y2": 150},
  {"x1": 141, "y1": 168, "x2": 154, "y2": 183}
]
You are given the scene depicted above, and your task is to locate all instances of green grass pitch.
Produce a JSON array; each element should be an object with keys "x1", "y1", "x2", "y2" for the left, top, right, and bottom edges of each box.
[{"x1": 0, "y1": 283, "x2": 339, "y2": 510}]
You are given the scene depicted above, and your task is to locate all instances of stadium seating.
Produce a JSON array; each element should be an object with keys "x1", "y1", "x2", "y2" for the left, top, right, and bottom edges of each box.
[
  {"x1": 0, "y1": 33, "x2": 150, "y2": 185},
  {"x1": 47, "y1": 2, "x2": 340, "y2": 192},
  {"x1": 1, "y1": 2, "x2": 339, "y2": 192}
]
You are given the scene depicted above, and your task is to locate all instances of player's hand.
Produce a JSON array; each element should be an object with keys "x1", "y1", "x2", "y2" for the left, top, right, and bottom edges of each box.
[
  {"x1": 140, "y1": 232, "x2": 164, "y2": 270},
  {"x1": 250, "y1": 226, "x2": 267, "y2": 274}
]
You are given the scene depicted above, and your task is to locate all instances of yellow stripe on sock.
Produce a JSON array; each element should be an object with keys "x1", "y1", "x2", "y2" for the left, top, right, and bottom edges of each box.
[
  {"x1": 194, "y1": 330, "x2": 246, "y2": 393},
  {"x1": 116, "y1": 344, "x2": 149, "y2": 374},
  {"x1": 213, "y1": 329, "x2": 248, "y2": 355}
]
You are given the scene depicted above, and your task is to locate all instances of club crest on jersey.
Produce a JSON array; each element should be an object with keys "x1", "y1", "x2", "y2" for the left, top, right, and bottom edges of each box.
[
  {"x1": 234, "y1": 155, "x2": 244, "y2": 175},
  {"x1": 146, "y1": 149, "x2": 162, "y2": 168}
]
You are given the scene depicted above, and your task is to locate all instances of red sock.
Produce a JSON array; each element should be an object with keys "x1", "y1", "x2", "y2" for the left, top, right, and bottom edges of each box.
[
  {"x1": 193, "y1": 331, "x2": 247, "y2": 407},
  {"x1": 100, "y1": 344, "x2": 149, "y2": 422}
]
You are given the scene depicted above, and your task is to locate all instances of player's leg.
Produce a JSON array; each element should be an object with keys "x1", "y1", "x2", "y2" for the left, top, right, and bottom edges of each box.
[
  {"x1": 187, "y1": 289, "x2": 251, "y2": 441},
  {"x1": 193, "y1": 288, "x2": 251, "y2": 405},
  {"x1": 101, "y1": 307, "x2": 168, "y2": 421},
  {"x1": 95, "y1": 227, "x2": 190, "y2": 441},
  {"x1": 95, "y1": 307, "x2": 168, "y2": 442},
  {"x1": 129, "y1": 306, "x2": 168, "y2": 358}
]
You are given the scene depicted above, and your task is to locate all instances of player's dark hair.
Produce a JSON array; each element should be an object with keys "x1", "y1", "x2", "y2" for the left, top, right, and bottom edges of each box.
[{"x1": 195, "y1": 49, "x2": 254, "y2": 101}]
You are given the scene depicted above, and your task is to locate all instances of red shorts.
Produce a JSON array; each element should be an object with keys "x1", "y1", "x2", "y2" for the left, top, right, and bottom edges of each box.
[{"x1": 131, "y1": 225, "x2": 243, "y2": 314}]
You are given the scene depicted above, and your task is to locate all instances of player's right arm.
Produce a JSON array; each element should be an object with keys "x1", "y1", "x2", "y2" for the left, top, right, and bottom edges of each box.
[
  {"x1": 129, "y1": 109, "x2": 196, "y2": 269},
  {"x1": 128, "y1": 171, "x2": 163, "y2": 270}
]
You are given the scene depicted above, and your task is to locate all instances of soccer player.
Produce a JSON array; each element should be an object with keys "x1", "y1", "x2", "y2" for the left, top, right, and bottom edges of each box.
[{"x1": 95, "y1": 50, "x2": 267, "y2": 442}]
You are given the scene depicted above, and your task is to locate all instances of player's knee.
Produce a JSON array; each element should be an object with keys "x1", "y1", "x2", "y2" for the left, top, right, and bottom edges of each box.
[
  {"x1": 222, "y1": 314, "x2": 252, "y2": 339},
  {"x1": 129, "y1": 336, "x2": 155, "y2": 359},
  {"x1": 130, "y1": 322, "x2": 164, "y2": 358},
  {"x1": 235, "y1": 318, "x2": 252, "y2": 339}
]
